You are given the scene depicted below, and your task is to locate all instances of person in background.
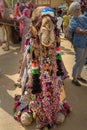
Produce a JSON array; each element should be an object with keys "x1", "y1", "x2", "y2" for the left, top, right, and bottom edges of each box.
[
  {"x1": 57, "y1": 9, "x2": 63, "y2": 33},
  {"x1": 82, "y1": 3, "x2": 87, "y2": 65},
  {"x1": 26, "y1": 1, "x2": 34, "y2": 18},
  {"x1": 79, "y1": 1, "x2": 87, "y2": 66},
  {"x1": 79, "y1": 0, "x2": 86, "y2": 14},
  {"x1": 69, "y1": 1, "x2": 87, "y2": 86},
  {"x1": 19, "y1": 1, "x2": 26, "y2": 15},
  {"x1": 13, "y1": 2, "x2": 20, "y2": 19},
  {"x1": 62, "y1": 10, "x2": 69, "y2": 37},
  {"x1": 17, "y1": 7, "x2": 31, "y2": 52}
]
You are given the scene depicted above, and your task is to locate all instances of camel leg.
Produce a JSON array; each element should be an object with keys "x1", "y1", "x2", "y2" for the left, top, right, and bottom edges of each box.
[
  {"x1": 2, "y1": 25, "x2": 10, "y2": 51},
  {"x1": 0, "y1": 25, "x2": 6, "y2": 43},
  {"x1": 2, "y1": 25, "x2": 6, "y2": 43}
]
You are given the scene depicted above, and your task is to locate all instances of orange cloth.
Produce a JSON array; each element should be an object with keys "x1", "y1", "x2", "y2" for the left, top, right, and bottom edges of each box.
[{"x1": 14, "y1": 4, "x2": 19, "y2": 18}]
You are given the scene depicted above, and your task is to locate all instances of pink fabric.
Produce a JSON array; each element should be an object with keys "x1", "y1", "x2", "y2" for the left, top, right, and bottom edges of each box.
[
  {"x1": 19, "y1": 22, "x2": 24, "y2": 38},
  {"x1": 13, "y1": 2, "x2": 20, "y2": 18},
  {"x1": 27, "y1": 2, "x2": 34, "y2": 9},
  {"x1": 23, "y1": 8, "x2": 29, "y2": 17},
  {"x1": 24, "y1": 39, "x2": 29, "y2": 46},
  {"x1": 19, "y1": 8, "x2": 29, "y2": 38}
]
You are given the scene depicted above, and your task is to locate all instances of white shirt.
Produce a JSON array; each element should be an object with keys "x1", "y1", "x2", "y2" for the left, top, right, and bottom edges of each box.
[{"x1": 57, "y1": 16, "x2": 63, "y2": 30}]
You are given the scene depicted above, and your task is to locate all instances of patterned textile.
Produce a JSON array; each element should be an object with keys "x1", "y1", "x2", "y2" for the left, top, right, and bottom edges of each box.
[{"x1": 14, "y1": 7, "x2": 70, "y2": 130}]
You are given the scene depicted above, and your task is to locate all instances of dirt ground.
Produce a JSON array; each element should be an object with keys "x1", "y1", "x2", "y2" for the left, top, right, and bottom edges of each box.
[{"x1": 0, "y1": 28, "x2": 87, "y2": 130}]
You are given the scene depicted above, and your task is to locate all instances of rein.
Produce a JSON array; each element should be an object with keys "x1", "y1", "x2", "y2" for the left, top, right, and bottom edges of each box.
[{"x1": 0, "y1": 18, "x2": 19, "y2": 28}]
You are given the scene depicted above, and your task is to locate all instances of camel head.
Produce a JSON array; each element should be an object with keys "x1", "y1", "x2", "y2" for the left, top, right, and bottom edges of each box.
[{"x1": 31, "y1": 7, "x2": 55, "y2": 47}]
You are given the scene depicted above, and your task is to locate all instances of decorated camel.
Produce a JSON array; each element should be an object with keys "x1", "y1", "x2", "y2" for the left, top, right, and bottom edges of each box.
[
  {"x1": 0, "y1": 0, "x2": 19, "y2": 51},
  {"x1": 13, "y1": 6, "x2": 70, "y2": 130}
]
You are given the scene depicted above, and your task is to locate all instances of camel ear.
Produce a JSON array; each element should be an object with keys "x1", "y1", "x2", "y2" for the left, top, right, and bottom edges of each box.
[
  {"x1": 49, "y1": 30, "x2": 55, "y2": 45},
  {"x1": 49, "y1": 19, "x2": 55, "y2": 44}
]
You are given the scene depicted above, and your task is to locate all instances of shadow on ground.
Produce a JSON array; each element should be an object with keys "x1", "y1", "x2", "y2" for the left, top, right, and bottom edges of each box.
[
  {"x1": 58, "y1": 78, "x2": 87, "y2": 130},
  {"x1": 0, "y1": 74, "x2": 15, "y2": 115},
  {"x1": 0, "y1": 45, "x2": 20, "y2": 116},
  {"x1": 0, "y1": 47, "x2": 21, "y2": 75}
]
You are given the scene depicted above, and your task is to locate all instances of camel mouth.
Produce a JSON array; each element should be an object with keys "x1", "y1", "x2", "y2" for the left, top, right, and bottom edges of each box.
[{"x1": 41, "y1": 41, "x2": 54, "y2": 47}]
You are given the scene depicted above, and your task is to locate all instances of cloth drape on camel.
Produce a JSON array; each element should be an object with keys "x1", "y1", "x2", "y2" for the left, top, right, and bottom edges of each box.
[{"x1": 13, "y1": 6, "x2": 71, "y2": 130}]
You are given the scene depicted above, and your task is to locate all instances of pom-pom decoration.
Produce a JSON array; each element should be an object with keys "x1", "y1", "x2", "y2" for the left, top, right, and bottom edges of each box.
[{"x1": 21, "y1": 112, "x2": 33, "y2": 126}]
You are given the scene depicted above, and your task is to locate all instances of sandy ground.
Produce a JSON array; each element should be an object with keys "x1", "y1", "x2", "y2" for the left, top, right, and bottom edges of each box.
[{"x1": 0, "y1": 28, "x2": 87, "y2": 130}]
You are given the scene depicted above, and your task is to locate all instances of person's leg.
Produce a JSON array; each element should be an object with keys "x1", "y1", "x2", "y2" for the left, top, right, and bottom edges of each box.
[
  {"x1": 0, "y1": 25, "x2": 6, "y2": 44},
  {"x1": 2, "y1": 25, "x2": 6, "y2": 43},
  {"x1": 72, "y1": 47, "x2": 86, "y2": 86},
  {"x1": 63, "y1": 26, "x2": 66, "y2": 37},
  {"x1": 76, "y1": 47, "x2": 87, "y2": 83},
  {"x1": 6, "y1": 26, "x2": 11, "y2": 50},
  {"x1": 3, "y1": 25, "x2": 12, "y2": 51},
  {"x1": 2, "y1": 25, "x2": 10, "y2": 51},
  {"x1": 61, "y1": 23, "x2": 63, "y2": 33},
  {"x1": 77, "y1": 47, "x2": 87, "y2": 77}
]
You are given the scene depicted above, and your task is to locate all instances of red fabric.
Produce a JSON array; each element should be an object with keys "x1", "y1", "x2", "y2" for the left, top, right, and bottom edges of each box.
[
  {"x1": 14, "y1": 4, "x2": 19, "y2": 18},
  {"x1": 27, "y1": 2, "x2": 34, "y2": 9}
]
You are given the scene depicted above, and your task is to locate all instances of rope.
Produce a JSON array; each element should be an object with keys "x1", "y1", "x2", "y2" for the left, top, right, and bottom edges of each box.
[{"x1": 0, "y1": 18, "x2": 19, "y2": 28}]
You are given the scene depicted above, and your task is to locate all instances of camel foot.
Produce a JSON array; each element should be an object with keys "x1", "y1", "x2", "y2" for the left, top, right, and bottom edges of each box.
[{"x1": 2, "y1": 47, "x2": 9, "y2": 51}]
